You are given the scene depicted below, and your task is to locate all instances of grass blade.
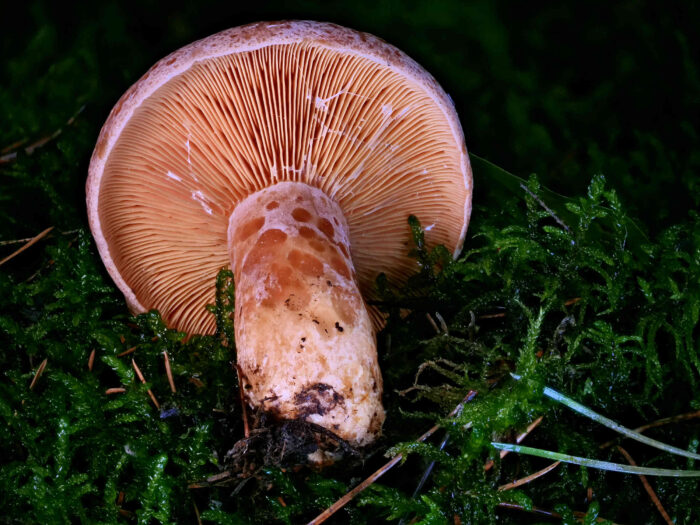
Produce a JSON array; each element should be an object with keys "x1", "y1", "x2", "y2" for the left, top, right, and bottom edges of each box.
[
  {"x1": 511, "y1": 374, "x2": 700, "y2": 460},
  {"x1": 491, "y1": 443, "x2": 700, "y2": 477}
]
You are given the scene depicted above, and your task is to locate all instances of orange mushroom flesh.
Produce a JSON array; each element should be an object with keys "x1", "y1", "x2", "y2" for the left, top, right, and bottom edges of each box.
[{"x1": 87, "y1": 21, "x2": 472, "y2": 450}]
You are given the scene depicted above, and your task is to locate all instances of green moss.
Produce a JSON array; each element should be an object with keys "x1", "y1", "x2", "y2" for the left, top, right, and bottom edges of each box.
[{"x1": 1, "y1": 1, "x2": 699, "y2": 523}]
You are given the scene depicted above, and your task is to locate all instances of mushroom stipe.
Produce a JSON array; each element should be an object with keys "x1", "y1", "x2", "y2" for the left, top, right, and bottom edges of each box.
[
  {"x1": 87, "y1": 21, "x2": 471, "y2": 458},
  {"x1": 230, "y1": 183, "x2": 383, "y2": 446}
]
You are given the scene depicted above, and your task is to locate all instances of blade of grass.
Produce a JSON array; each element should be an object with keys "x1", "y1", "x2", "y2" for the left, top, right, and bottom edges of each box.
[
  {"x1": 511, "y1": 374, "x2": 700, "y2": 460},
  {"x1": 491, "y1": 443, "x2": 700, "y2": 477},
  {"x1": 485, "y1": 415, "x2": 544, "y2": 471},
  {"x1": 470, "y1": 153, "x2": 649, "y2": 255}
]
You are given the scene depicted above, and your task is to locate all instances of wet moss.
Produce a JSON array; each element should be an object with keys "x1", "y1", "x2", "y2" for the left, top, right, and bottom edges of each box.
[{"x1": 1, "y1": 2, "x2": 699, "y2": 523}]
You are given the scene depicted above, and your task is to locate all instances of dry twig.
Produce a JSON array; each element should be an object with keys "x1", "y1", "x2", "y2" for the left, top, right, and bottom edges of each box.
[
  {"x1": 479, "y1": 298, "x2": 579, "y2": 322},
  {"x1": 0, "y1": 235, "x2": 40, "y2": 246},
  {"x1": 105, "y1": 388, "x2": 126, "y2": 395},
  {"x1": 207, "y1": 470, "x2": 233, "y2": 483},
  {"x1": 88, "y1": 349, "x2": 96, "y2": 371},
  {"x1": 434, "y1": 312, "x2": 448, "y2": 334}
]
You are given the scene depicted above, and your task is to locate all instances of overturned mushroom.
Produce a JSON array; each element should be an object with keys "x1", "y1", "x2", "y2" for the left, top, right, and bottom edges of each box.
[{"x1": 87, "y1": 21, "x2": 472, "y2": 449}]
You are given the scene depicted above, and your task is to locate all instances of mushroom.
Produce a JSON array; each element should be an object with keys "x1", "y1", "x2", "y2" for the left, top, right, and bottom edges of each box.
[{"x1": 87, "y1": 21, "x2": 472, "y2": 449}]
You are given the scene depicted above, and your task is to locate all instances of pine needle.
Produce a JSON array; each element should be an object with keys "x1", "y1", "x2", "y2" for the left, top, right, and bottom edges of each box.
[
  {"x1": 397, "y1": 430, "x2": 451, "y2": 525},
  {"x1": 193, "y1": 502, "x2": 203, "y2": 525},
  {"x1": 633, "y1": 410, "x2": 700, "y2": 434},
  {"x1": 478, "y1": 311, "x2": 506, "y2": 319},
  {"x1": 498, "y1": 461, "x2": 561, "y2": 491},
  {"x1": 307, "y1": 446, "x2": 407, "y2": 525},
  {"x1": 616, "y1": 446, "x2": 673, "y2": 525},
  {"x1": 117, "y1": 346, "x2": 138, "y2": 357},
  {"x1": 600, "y1": 409, "x2": 700, "y2": 449},
  {"x1": 426, "y1": 313, "x2": 440, "y2": 334},
  {"x1": 496, "y1": 502, "x2": 619, "y2": 524},
  {"x1": 132, "y1": 359, "x2": 160, "y2": 410},
  {"x1": 0, "y1": 105, "x2": 84, "y2": 164},
  {"x1": 29, "y1": 358, "x2": 48, "y2": 390},
  {"x1": 520, "y1": 182, "x2": 570, "y2": 231},
  {"x1": 308, "y1": 391, "x2": 478, "y2": 525},
  {"x1": 163, "y1": 351, "x2": 176, "y2": 393},
  {"x1": 0, "y1": 227, "x2": 54, "y2": 267}
]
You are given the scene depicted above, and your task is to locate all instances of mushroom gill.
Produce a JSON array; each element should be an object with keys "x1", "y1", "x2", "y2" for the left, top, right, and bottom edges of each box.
[
  {"x1": 98, "y1": 38, "x2": 467, "y2": 336},
  {"x1": 90, "y1": 21, "x2": 472, "y2": 449}
]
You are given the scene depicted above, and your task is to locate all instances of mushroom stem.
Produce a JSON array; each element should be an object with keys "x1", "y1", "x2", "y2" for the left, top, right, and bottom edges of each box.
[{"x1": 228, "y1": 182, "x2": 384, "y2": 447}]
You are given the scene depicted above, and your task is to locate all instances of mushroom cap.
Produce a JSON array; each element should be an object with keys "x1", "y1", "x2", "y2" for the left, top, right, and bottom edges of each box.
[{"x1": 87, "y1": 20, "x2": 472, "y2": 335}]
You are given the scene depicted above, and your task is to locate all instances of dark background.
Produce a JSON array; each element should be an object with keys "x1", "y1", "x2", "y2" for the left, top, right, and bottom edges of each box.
[{"x1": 1, "y1": 0, "x2": 698, "y2": 237}]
